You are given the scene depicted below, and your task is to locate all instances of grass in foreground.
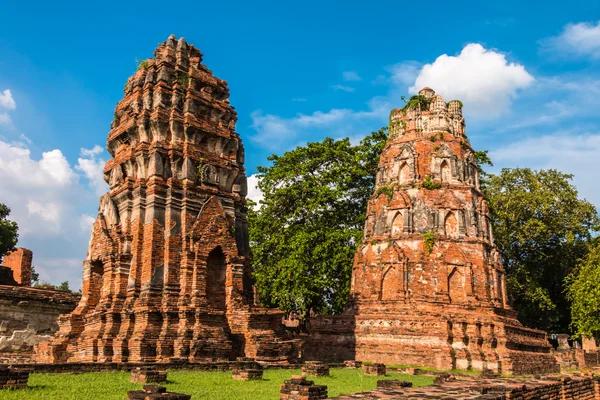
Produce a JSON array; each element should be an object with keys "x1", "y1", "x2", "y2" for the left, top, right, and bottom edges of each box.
[{"x1": 0, "y1": 368, "x2": 434, "y2": 400}]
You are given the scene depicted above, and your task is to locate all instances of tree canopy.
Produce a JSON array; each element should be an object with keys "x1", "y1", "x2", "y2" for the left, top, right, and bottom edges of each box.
[
  {"x1": 248, "y1": 127, "x2": 388, "y2": 321},
  {"x1": 567, "y1": 239, "x2": 600, "y2": 338},
  {"x1": 248, "y1": 131, "x2": 599, "y2": 334},
  {"x1": 484, "y1": 168, "x2": 599, "y2": 332},
  {"x1": 0, "y1": 203, "x2": 18, "y2": 262}
]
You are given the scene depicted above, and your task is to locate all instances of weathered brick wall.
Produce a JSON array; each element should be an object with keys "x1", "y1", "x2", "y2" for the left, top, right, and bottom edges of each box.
[
  {"x1": 306, "y1": 87, "x2": 558, "y2": 375},
  {"x1": 0, "y1": 285, "x2": 78, "y2": 363},
  {"x1": 332, "y1": 375, "x2": 600, "y2": 399},
  {"x1": 37, "y1": 35, "x2": 300, "y2": 364},
  {"x1": 1, "y1": 248, "x2": 32, "y2": 286}
]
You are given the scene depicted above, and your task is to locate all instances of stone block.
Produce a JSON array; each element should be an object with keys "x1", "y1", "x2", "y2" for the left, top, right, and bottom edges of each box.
[
  {"x1": 232, "y1": 368, "x2": 263, "y2": 381},
  {"x1": 127, "y1": 385, "x2": 190, "y2": 400},
  {"x1": 130, "y1": 367, "x2": 167, "y2": 384},
  {"x1": 302, "y1": 361, "x2": 330, "y2": 376},
  {"x1": 363, "y1": 363, "x2": 386, "y2": 376},
  {"x1": 280, "y1": 375, "x2": 327, "y2": 400}
]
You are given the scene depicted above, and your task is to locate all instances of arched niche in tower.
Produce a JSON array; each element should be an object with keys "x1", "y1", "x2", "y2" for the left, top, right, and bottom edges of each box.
[
  {"x1": 431, "y1": 143, "x2": 458, "y2": 183},
  {"x1": 448, "y1": 266, "x2": 466, "y2": 304},
  {"x1": 206, "y1": 246, "x2": 227, "y2": 309},
  {"x1": 390, "y1": 211, "x2": 404, "y2": 237},
  {"x1": 394, "y1": 144, "x2": 418, "y2": 184},
  {"x1": 444, "y1": 211, "x2": 459, "y2": 238},
  {"x1": 399, "y1": 162, "x2": 410, "y2": 184},
  {"x1": 380, "y1": 265, "x2": 403, "y2": 301},
  {"x1": 440, "y1": 160, "x2": 451, "y2": 183}
]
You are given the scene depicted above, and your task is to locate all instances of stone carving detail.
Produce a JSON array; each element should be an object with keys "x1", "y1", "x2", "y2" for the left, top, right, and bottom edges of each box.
[
  {"x1": 201, "y1": 164, "x2": 219, "y2": 185},
  {"x1": 305, "y1": 87, "x2": 559, "y2": 376},
  {"x1": 36, "y1": 35, "x2": 300, "y2": 364}
]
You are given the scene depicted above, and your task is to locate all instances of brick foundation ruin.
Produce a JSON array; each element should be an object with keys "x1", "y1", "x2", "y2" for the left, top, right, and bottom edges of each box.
[
  {"x1": 332, "y1": 375, "x2": 600, "y2": 399},
  {"x1": 280, "y1": 376, "x2": 328, "y2": 400},
  {"x1": 130, "y1": 366, "x2": 168, "y2": 383},
  {"x1": 37, "y1": 35, "x2": 300, "y2": 364},
  {"x1": 0, "y1": 366, "x2": 30, "y2": 390},
  {"x1": 1, "y1": 248, "x2": 32, "y2": 286},
  {"x1": 127, "y1": 385, "x2": 191, "y2": 400},
  {"x1": 0, "y1": 248, "x2": 79, "y2": 363},
  {"x1": 305, "y1": 88, "x2": 559, "y2": 375}
]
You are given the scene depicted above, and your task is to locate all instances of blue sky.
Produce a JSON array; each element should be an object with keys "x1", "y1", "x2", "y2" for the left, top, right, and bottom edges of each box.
[{"x1": 0, "y1": 1, "x2": 599, "y2": 288}]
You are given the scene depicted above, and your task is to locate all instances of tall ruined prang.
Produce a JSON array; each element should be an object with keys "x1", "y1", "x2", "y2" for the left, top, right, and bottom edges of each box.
[
  {"x1": 305, "y1": 88, "x2": 559, "y2": 375},
  {"x1": 37, "y1": 35, "x2": 300, "y2": 363}
]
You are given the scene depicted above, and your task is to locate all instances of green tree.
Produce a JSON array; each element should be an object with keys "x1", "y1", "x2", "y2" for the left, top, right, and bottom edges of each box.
[
  {"x1": 0, "y1": 203, "x2": 18, "y2": 262},
  {"x1": 568, "y1": 239, "x2": 600, "y2": 338},
  {"x1": 484, "y1": 168, "x2": 599, "y2": 332},
  {"x1": 249, "y1": 128, "x2": 388, "y2": 323}
]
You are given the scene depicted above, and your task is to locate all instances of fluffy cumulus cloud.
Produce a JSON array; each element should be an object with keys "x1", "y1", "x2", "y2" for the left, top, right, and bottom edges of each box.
[
  {"x1": 76, "y1": 145, "x2": 108, "y2": 195},
  {"x1": 246, "y1": 174, "x2": 264, "y2": 207},
  {"x1": 0, "y1": 140, "x2": 78, "y2": 235},
  {"x1": 0, "y1": 89, "x2": 16, "y2": 125},
  {"x1": 409, "y1": 43, "x2": 534, "y2": 118},
  {"x1": 0, "y1": 131, "x2": 106, "y2": 288},
  {"x1": 491, "y1": 133, "x2": 600, "y2": 207},
  {"x1": 540, "y1": 21, "x2": 600, "y2": 59}
]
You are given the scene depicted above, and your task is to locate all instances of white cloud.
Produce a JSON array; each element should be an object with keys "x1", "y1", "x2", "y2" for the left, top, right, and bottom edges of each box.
[
  {"x1": 409, "y1": 43, "x2": 534, "y2": 118},
  {"x1": 331, "y1": 84, "x2": 355, "y2": 92},
  {"x1": 0, "y1": 89, "x2": 16, "y2": 125},
  {"x1": 0, "y1": 90, "x2": 16, "y2": 110},
  {"x1": 27, "y1": 201, "x2": 61, "y2": 225},
  {"x1": 246, "y1": 174, "x2": 264, "y2": 208},
  {"x1": 491, "y1": 132, "x2": 600, "y2": 207},
  {"x1": 250, "y1": 99, "x2": 388, "y2": 151},
  {"x1": 76, "y1": 145, "x2": 107, "y2": 196},
  {"x1": 78, "y1": 214, "x2": 96, "y2": 233},
  {"x1": 540, "y1": 21, "x2": 600, "y2": 59},
  {"x1": 342, "y1": 71, "x2": 362, "y2": 81},
  {"x1": 0, "y1": 113, "x2": 11, "y2": 125}
]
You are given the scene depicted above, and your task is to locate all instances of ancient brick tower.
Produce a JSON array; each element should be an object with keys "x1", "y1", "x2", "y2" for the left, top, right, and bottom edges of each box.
[
  {"x1": 37, "y1": 35, "x2": 299, "y2": 363},
  {"x1": 305, "y1": 88, "x2": 559, "y2": 375}
]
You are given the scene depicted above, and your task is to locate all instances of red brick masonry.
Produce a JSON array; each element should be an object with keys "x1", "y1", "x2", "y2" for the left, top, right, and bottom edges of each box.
[
  {"x1": 332, "y1": 375, "x2": 600, "y2": 399},
  {"x1": 37, "y1": 35, "x2": 299, "y2": 364},
  {"x1": 306, "y1": 87, "x2": 559, "y2": 375},
  {"x1": 2, "y1": 248, "x2": 32, "y2": 286}
]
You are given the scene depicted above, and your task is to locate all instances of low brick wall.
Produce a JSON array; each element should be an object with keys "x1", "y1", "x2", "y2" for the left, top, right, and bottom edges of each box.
[
  {"x1": 0, "y1": 284, "x2": 79, "y2": 362},
  {"x1": 332, "y1": 375, "x2": 600, "y2": 399}
]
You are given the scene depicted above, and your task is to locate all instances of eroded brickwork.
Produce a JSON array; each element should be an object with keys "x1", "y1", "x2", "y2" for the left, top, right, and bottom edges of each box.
[
  {"x1": 37, "y1": 35, "x2": 299, "y2": 364},
  {"x1": 2, "y1": 248, "x2": 33, "y2": 286},
  {"x1": 306, "y1": 88, "x2": 558, "y2": 375},
  {"x1": 0, "y1": 285, "x2": 79, "y2": 363}
]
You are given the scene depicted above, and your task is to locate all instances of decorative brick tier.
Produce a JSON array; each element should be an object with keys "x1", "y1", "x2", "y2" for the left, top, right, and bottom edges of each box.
[
  {"x1": 232, "y1": 368, "x2": 263, "y2": 380},
  {"x1": 130, "y1": 367, "x2": 168, "y2": 383},
  {"x1": 280, "y1": 376, "x2": 328, "y2": 400},
  {"x1": 363, "y1": 364, "x2": 386, "y2": 376},
  {"x1": 0, "y1": 366, "x2": 29, "y2": 390},
  {"x1": 306, "y1": 87, "x2": 559, "y2": 375},
  {"x1": 332, "y1": 375, "x2": 600, "y2": 399},
  {"x1": 36, "y1": 35, "x2": 300, "y2": 365},
  {"x1": 127, "y1": 385, "x2": 190, "y2": 400},
  {"x1": 302, "y1": 361, "x2": 330, "y2": 376}
]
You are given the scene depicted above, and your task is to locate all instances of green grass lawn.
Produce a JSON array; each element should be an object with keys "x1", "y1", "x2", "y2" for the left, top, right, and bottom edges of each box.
[{"x1": 0, "y1": 368, "x2": 434, "y2": 399}]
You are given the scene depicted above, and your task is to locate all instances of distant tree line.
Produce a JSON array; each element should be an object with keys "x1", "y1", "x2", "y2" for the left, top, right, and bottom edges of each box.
[{"x1": 248, "y1": 126, "x2": 600, "y2": 338}]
